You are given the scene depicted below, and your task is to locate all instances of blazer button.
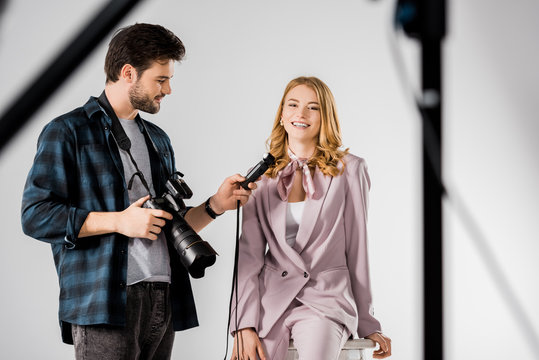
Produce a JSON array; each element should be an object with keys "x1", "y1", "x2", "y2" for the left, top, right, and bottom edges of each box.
[
  {"x1": 304, "y1": 272, "x2": 309, "y2": 278},
  {"x1": 281, "y1": 271, "x2": 288, "y2": 277}
]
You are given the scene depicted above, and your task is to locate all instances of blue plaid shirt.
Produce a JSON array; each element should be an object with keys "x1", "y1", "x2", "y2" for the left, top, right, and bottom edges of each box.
[{"x1": 21, "y1": 96, "x2": 198, "y2": 344}]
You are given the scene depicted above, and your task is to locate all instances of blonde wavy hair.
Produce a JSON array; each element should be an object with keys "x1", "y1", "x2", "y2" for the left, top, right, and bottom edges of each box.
[{"x1": 266, "y1": 76, "x2": 349, "y2": 178}]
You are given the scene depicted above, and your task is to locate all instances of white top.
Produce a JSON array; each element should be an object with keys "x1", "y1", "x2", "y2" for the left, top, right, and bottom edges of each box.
[{"x1": 285, "y1": 201, "x2": 305, "y2": 247}]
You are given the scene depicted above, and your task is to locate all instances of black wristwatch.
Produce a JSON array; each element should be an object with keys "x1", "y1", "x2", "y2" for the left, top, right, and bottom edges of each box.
[{"x1": 205, "y1": 197, "x2": 224, "y2": 219}]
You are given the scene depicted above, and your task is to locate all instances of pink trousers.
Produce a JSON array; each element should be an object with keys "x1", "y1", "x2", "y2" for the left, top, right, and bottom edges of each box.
[{"x1": 260, "y1": 300, "x2": 350, "y2": 360}]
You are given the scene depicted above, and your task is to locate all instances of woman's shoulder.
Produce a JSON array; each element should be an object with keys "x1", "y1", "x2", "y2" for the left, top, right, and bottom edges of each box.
[
  {"x1": 340, "y1": 153, "x2": 371, "y2": 189},
  {"x1": 341, "y1": 153, "x2": 368, "y2": 174}
]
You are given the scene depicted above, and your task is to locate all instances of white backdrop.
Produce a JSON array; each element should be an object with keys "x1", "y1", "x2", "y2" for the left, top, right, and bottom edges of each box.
[{"x1": 0, "y1": 1, "x2": 538, "y2": 359}]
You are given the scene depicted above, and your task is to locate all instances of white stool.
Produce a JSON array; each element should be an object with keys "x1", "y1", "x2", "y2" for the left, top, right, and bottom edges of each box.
[{"x1": 286, "y1": 338, "x2": 376, "y2": 360}]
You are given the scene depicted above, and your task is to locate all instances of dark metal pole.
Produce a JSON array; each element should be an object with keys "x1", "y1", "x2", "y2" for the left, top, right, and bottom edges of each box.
[
  {"x1": 420, "y1": 1, "x2": 445, "y2": 359},
  {"x1": 422, "y1": 38, "x2": 444, "y2": 360},
  {"x1": 0, "y1": 0, "x2": 144, "y2": 154},
  {"x1": 394, "y1": 0, "x2": 446, "y2": 357}
]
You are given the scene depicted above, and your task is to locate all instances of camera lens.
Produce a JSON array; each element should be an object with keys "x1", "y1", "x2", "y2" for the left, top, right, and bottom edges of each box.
[{"x1": 169, "y1": 215, "x2": 217, "y2": 279}]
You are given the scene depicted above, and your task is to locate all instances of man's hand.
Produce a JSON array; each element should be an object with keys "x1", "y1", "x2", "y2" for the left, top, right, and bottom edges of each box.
[
  {"x1": 230, "y1": 328, "x2": 266, "y2": 360},
  {"x1": 210, "y1": 174, "x2": 257, "y2": 214},
  {"x1": 183, "y1": 174, "x2": 258, "y2": 233},
  {"x1": 78, "y1": 195, "x2": 173, "y2": 239},
  {"x1": 116, "y1": 195, "x2": 173, "y2": 240},
  {"x1": 366, "y1": 332, "x2": 392, "y2": 358}
]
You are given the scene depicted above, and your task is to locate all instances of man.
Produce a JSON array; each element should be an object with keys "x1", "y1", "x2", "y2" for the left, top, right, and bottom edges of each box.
[{"x1": 21, "y1": 23, "x2": 253, "y2": 359}]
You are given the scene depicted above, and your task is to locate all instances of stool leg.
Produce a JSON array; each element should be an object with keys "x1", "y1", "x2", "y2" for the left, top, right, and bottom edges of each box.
[
  {"x1": 340, "y1": 349, "x2": 365, "y2": 360},
  {"x1": 286, "y1": 349, "x2": 298, "y2": 360},
  {"x1": 359, "y1": 349, "x2": 366, "y2": 360}
]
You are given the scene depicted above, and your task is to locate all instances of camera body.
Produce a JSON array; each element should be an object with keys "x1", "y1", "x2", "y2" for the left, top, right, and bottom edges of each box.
[{"x1": 146, "y1": 173, "x2": 217, "y2": 279}]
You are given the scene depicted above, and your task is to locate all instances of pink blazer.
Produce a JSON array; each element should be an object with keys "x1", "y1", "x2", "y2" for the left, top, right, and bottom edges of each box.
[{"x1": 230, "y1": 154, "x2": 381, "y2": 338}]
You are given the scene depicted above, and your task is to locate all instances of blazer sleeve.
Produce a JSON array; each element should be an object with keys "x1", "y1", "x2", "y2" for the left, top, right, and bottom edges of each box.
[
  {"x1": 229, "y1": 187, "x2": 267, "y2": 334},
  {"x1": 343, "y1": 157, "x2": 382, "y2": 337},
  {"x1": 21, "y1": 120, "x2": 90, "y2": 249}
]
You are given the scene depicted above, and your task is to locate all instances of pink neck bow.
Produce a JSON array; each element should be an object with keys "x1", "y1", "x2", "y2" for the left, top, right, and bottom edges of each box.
[{"x1": 277, "y1": 149, "x2": 316, "y2": 201}]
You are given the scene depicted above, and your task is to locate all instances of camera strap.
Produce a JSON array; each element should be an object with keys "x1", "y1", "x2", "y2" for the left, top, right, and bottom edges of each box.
[
  {"x1": 97, "y1": 91, "x2": 154, "y2": 197},
  {"x1": 136, "y1": 112, "x2": 178, "y2": 182}
]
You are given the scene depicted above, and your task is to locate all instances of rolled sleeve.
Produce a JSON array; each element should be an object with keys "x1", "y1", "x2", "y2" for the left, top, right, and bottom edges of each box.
[
  {"x1": 65, "y1": 206, "x2": 91, "y2": 248},
  {"x1": 22, "y1": 120, "x2": 88, "y2": 248}
]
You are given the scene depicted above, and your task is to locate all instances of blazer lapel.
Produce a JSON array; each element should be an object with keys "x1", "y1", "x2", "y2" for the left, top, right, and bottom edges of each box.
[
  {"x1": 294, "y1": 168, "x2": 332, "y2": 253},
  {"x1": 267, "y1": 177, "x2": 308, "y2": 272},
  {"x1": 268, "y1": 176, "x2": 287, "y2": 248}
]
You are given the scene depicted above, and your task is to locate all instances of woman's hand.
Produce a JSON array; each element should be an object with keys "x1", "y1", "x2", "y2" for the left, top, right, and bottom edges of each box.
[
  {"x1": 230, "y1": 328, "x2": 266, "y2": 360},
  {"x1": 366, "y1": 332, "x2": 392, "y2": 358}
]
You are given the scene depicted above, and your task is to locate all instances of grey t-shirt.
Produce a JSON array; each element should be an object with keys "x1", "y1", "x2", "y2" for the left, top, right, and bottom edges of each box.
[{"x1": 118, "y1": 118, "x2": 171, "y2": 285}]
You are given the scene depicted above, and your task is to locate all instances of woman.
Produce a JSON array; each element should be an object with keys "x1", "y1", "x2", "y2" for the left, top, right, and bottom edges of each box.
[{"x1": 230, "y1": 76, "x2": 391, "y2": 360}]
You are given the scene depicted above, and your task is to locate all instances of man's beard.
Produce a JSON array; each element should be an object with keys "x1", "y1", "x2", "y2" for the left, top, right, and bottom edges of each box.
[{"x1": 129, "y1": 81, "x2": 162, "y2": 114}]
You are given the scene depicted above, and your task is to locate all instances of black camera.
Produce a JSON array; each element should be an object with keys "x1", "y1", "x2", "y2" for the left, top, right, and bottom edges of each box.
[{"x1": 146, "y1": 172, "x2": 217, "y2": 279}]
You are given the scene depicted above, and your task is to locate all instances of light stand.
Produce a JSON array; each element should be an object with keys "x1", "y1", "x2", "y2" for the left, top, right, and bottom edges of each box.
[{"x1": 396, "y1": 1, "x2": 447, "y2": 359}]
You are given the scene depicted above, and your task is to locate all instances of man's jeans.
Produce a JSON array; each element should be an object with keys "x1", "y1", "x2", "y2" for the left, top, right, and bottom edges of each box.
[{"x1": 72, "y1": 282, "x2": 174, "y2": 360}]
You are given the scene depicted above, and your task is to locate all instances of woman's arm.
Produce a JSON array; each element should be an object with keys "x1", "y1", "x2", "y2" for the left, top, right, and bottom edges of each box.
[
  {"x1": 344, "y1": 157, "x2": 392, "y2": 357},
  {"x1": 343, "y1": 157, "x2": 382, "y2": 337},
  {"x1": 229, "y1": 188, "x2": 267, "y2": 334}
]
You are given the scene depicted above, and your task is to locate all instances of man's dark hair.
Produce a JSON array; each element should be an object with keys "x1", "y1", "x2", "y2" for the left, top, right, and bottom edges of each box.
[{"x1": 104, "y1": 23, "x2": 185, "y2": 83}]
